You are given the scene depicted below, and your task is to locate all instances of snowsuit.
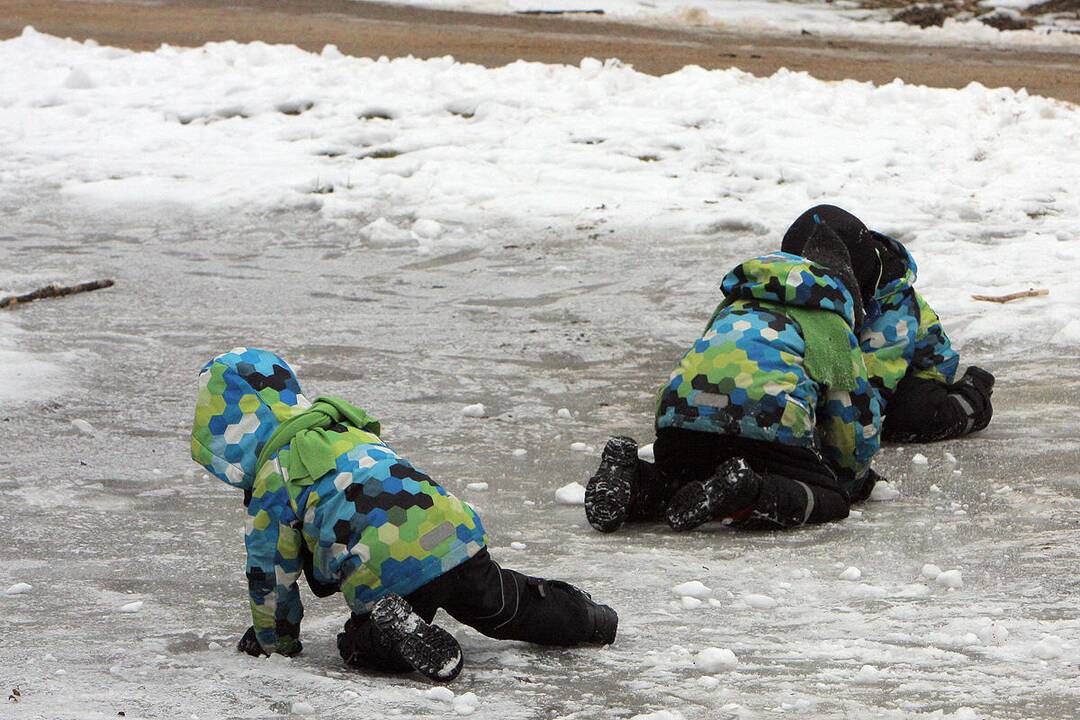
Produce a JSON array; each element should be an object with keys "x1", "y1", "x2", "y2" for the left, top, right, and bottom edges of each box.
[
  {"x1": 192, "y1": 348, "x2": 610, "y2": 669},
  {"x1": 780, "y1": 205, "x2": 990, "y2": 442},
  {"x1": 647, "y1": 251, "x2": 882, "y2": 528}
]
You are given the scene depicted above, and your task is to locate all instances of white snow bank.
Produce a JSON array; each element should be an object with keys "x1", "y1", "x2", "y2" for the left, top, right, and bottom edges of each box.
[
  {"x1": 3, "y1": 30, "x2": 1080, "y2": 355},
  {"x1": 348, "y1": 0, "x2": 1080, "y2": 49}
]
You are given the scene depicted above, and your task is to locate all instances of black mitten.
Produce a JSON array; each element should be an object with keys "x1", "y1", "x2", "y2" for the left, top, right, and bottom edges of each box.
[
  {"x1": 947, "y1": 366, "x2": 994, "y2": 433},
  {"x1": 237, "y1": 626, "x2": 268, "y2": 657}
]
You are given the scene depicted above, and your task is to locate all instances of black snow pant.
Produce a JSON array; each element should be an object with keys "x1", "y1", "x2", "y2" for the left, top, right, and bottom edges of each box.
[
  {"x1": 337, "y1": 548, "x2": 601, "y2": 673},
  {"x1": 881, "y1": 375, "x2": 971, "y2": 443},
  {"x1": 632, "y1": 428, "x2": 862, "y2": 529}
]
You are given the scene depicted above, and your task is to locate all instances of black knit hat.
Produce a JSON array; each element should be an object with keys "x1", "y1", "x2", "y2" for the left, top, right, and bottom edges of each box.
[
  {"x1": 781, "y1": 205, "x2": 882, "y2": 309},
  {"x1": 799, "y1": 219, "x2": 866, "y2": 327}
]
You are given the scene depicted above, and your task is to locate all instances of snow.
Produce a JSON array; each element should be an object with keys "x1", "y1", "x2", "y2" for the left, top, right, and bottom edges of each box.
[
  {"x1": 853, "y1": 664, "x2": 882, "y2": 684},
  {"x1": 555, "y1": 481, "x2": 587, "y2": 504},
  {"x1": 742, "y1": 593, "x2": 778, "y2": 610},
  {"x1": 839, "y1": 566, "x2": 862, "y2": 581},
  {"x1": 556, "y1": 408, "x2": 573, "y2": 419},
  {"x1": 426, "y1": 686, "x2": 455, "y2": 702},
  {"x1": 70, "y1": 418, "x2": 96, "y2": 436},
  {"x1": 452, "y1": 691, "x2": 480, "y2": 715},
  {"x1": 511, "y1": 448, "x2": 528, "y2": 457},
  {"x1": 922, "y1": 563, "x2": 943, "y2": 580},
  {"x1": 2, "y1": 28, "x2": 1080, "y2": 720},
  {"x1": 4, "y1": 582, "x2": 32, "y2": 595},
  {"x1": 465, "y1": 482, "x2": 489, "y2": 491},
  {"x1": 694, "y1": 647, "x2": 738, "y2": 671},
  {"x1": 630, "y1": 712, "x2": 686, "y2": 720},
  {"x1": 869, "y1": 482, "x2": 901, "y2": 502},
  {"x1": 570, "y1": 442, "x2": 592, "y2": 453},
  {"x1": 912, "y1": 453, "x2": 929, "y2": 465},
  {"x1": 117, "y1": 600, "x2": 144, "y2": 613},
  {"x1": 936, "y1": 570, "x2": 964, "y2": 589},
  {"x1": 347, "y1": 0, "x2": 1080, "y2": 47},
  {"x1": 461, "y1": 403, "x2": 487, "y2": 417},
  {"x1": 2, "y1": 31, "x2": 1080, "y2": 360},
  {"x1": 290, "y1": 701, "x2": 315, "y2": 715},
  {"x1": 509, "y1": 541, "x2": 527, "y2": 550},
  {"x1": 637, "y1": 443, "x2": 655, "y2": 462},
  {"x1": 671, "y1": 580, "x2": 712, "y2": 599}
]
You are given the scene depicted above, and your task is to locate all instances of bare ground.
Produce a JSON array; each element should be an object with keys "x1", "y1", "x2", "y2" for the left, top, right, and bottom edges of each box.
[{"x1": 1, "y1": 0, "x2": 1079, "y2": 103}]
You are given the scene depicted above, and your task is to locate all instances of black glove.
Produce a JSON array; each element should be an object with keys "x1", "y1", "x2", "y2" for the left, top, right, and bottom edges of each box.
[
  {"x1": 851, "y1": 467, "x2": 885, "y2": 503},
  {"x1": 237, "y1": 626, "x2": 268, "y2": 657},
  {"x1": 947, "y1": 366, "x2": 994, "y2": 433}
]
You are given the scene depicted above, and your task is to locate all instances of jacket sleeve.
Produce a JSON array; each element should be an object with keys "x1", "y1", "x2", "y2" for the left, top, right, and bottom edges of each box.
[
  {"x1": 908, "y1": 291, "x2": 959, "y2": 385},
  {"x1": 818, "y1": 374, "x2": 882, "y2": 496},
  {"x1": 245, "y1": 467, "x2": 305, "y2": 656}
]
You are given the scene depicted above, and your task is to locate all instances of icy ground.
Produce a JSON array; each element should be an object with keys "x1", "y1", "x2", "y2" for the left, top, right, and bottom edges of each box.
[
  {"x1": 2, "y1": 33, "x2": 1080, "y2": 720},
  {"x1": 347, "y1": 0, "x2": 1080, "y2": 47}
]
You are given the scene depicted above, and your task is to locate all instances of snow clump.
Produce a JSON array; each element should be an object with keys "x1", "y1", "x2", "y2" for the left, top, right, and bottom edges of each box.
[
  {"x1": 694, "y1": 647, "x2": 738, "y2": 671},
  {"x1": 555, "y1": 482, "x2": 586, "y2": 505}
]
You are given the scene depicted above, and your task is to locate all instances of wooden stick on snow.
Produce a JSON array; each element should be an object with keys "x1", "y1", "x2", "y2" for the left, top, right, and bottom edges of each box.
[
  {"x1": 971, "y1": 288, "x2": 1049, "y2": 304},
  {"x1": 0, "y1": 279, "x2": 115, "y2": 309}
]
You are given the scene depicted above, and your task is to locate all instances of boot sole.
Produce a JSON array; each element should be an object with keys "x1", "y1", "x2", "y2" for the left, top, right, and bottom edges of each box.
[{"x1": 372, "y1": 595, "x2": 463, "y2": 682}]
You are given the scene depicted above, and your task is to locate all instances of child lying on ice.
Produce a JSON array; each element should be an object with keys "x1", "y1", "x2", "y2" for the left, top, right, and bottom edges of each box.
[
  {"x1": 192, "y1": 348, "x2": 616, "y2": 682},
  {"x1": 585, "y1": 218, "x2": 883, "y2": 533},
  {"x1": 780, "y1": 205, "x2": 994, "y2": 443}
]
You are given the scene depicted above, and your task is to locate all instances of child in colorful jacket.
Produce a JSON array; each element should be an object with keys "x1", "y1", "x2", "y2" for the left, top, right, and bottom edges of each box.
[
  {"x1": 586, "y1": 218, "x2": 883, "y2": 533},
  {"x1": 192, "y1": 348, "x2": 616, "y2": 682},
  {"x1": 780, "y1": 205, "x2": 995, "y2": 442}
]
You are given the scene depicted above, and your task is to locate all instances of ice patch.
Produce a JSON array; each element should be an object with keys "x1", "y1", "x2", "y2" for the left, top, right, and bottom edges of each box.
[
  {"x1": 290, "y1": 701, "x2": 314, "y2": 715},
  {"x1": 555, "y1": 482, "x2": 586, "y2": 505},
  {"x1": 70, "y1": 418, "x2": 96, "y2": 436}
]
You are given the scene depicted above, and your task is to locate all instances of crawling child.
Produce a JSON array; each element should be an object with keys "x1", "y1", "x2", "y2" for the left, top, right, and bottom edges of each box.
[
  {"x1": 192, "y1": 348, "x2": 616, "y2": 682},
  {"x1": 586, "y1": 217, "x2": 883, "y2": 533}
]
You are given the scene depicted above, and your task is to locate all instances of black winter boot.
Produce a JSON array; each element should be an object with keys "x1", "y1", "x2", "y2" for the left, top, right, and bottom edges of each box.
[
  {"x1": 666, "y1": 457, "x2": 762, "y2": 531},
  {"x1": 585, "y1": 436, "x2": 639, "y2": 533},
  {"x1": 371, "y1": 594, "x2": 463, "y2": 682}
]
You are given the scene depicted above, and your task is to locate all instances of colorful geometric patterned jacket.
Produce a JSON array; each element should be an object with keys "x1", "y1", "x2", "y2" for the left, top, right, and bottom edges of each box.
[
  {"x1": 191, "y1": 348, "x2": 486, "y2": 656},
  {"x1": 859, "y1": 235, "x2": 960, "y2": 405},
  {"x1": 656, "y1": 253, "x2": 882, "y2": 493}
]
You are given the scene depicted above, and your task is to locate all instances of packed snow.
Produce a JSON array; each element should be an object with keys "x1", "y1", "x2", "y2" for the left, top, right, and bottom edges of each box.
[
  {"x1": 1, "y1": 29, "x2": 1079, "y2": 720},
  {"x1": 555, "y1": 481, "x2": 587, "y2": 504},
  {"x1": 348, "y1": 0, "x2": 1080, "y2": 47}
]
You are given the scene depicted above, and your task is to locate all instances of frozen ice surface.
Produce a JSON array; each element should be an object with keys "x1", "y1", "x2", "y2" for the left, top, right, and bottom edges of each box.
[{"x1": 1, "y1": 32, "x2": 1079, "y2": 720}]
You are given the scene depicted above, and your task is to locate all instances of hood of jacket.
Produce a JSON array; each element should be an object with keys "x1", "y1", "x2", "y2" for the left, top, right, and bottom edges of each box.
[
  {"x1": 191, "y1": 347, "x2": 311, "y2": 491},
  {"x1": 721, "y1": 251, "x2": 859, "y2": 329},
  {"x1": 869, "y1": 230, "x2": 917, "y2": 302}
]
